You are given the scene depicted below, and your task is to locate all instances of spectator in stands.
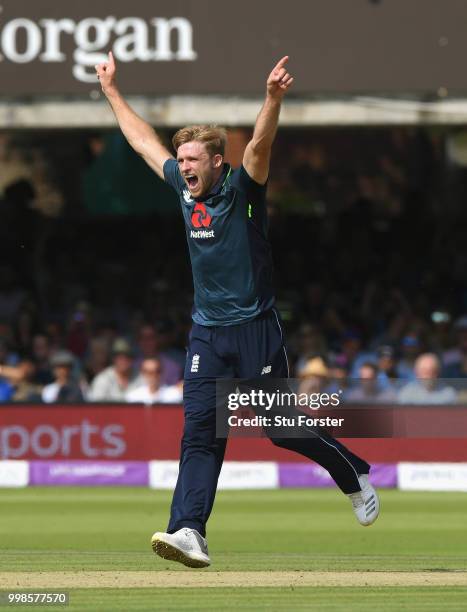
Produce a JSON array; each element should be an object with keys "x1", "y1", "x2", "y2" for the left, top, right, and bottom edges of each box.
[
  {"x1": 135, "y1": 323, "x2": 182, "y2": 385},
  {"x1": 66, "y1": 301, "x2": 93, "y2": 359},
  {"x1": 83, "y1": 337, "x2": 111, "y2": 383},
  {"x1": 443, "y1": 316, "x2": 467, "y2": 377},
  {"x1": 293, "y1": 323, "x2": 328, "y2": 374},
  {"x1": 0, "y1": 354, "x2": 42, "y2": 402},
  {"x1": 326, "y1": 353, "x2": 350, "y2": 394},
  {"x1": 12, "y1": 303, "x2": 39, "y2": 354},
  {"x1": 126, "y1": 357, "x2": 182, "y2": 405},
  {"x1": 0, "y1": 337, "x2": 18, "y2": 368},
  {"x1": 397, "y1": 353, "x2": 457, "y2": 405},
  {"x1": 89, "y1": 338, "x2": 142, "y2": 401},
  {"x1": 376, "y1": 345, "x2": 398, "y2": 389},
  {"x1": 345, "y1": 362, "x2": 396, "y2": 404},
  {"x1": 153, "y1": 320, "x2": 186, "y2": 370},
  {"x1": 396, "y1": 333, "x2": 423, "y2": 380},
  {"x1": 11, "y1": 355, "x2": 42, "y2": 402},
  {"x1": 42, "y1": 350, "x2": 85, "y2": 403},
  {"x1": 340, "y1": 329, "x2": 365, "y2": 377},
  {"x1": 298, "y1": 356, "x2": 329, "y2": 394},
  {"x1": 94, "y1": 321, "x2": 119, "y2": 348},
  {"x1": 31, "y1": 333, "x2": 54, "y2": 385},
  {"x1": 0, "y1": 376, "x2": 13, "y2": 402},
  {"x1": 45, "y1": 321, "x2": 65, "y2": 355},
  {"x1": 429, "y1": 310, "x2": 454, "y2": 358}
]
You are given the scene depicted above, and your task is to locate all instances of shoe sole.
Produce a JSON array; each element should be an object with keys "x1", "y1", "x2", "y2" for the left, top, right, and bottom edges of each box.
[{"x1": 151, "y1": 535, "x2": 210, "y2": 568}]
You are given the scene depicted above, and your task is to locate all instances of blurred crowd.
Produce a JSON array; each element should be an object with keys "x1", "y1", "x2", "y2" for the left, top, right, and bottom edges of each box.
[
  {"x1": 0, "y1": 319, "x2": 184, "y2": 404},
  {"x1": 1, "y1": 126, "x2": 467, "y2": 404}
]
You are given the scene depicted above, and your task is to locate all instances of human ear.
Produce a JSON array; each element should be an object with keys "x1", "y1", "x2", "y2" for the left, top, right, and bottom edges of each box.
[{"x1": 212, "y1": 154, "x2": 223, "y2": 168}]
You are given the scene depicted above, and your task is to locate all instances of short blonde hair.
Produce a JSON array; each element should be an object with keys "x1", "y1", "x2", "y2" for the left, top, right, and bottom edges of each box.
[{"x1": 172, "y1": 125, "x2": 227, "y2": 157}]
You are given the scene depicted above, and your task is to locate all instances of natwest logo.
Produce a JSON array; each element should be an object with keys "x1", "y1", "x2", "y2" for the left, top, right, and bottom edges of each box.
[
  {"x1": 190, "y1": 229, "x2": 214, "y2": 239},
  {"x1": 0, "y1": 15, "x2": 197, "y2": 82},
  {"x1": 191, "y1": 202, "x2": 212, "y2": 228}
]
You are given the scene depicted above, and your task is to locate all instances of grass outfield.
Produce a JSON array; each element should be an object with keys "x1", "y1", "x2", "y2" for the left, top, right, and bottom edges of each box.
[{"x1": 0, "y1": 488, "x2": 466, "y2": 610}]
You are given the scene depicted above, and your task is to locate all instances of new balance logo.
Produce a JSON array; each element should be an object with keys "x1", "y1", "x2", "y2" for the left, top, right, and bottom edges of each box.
[
  {"x1": 191, "y1": 354, "x2": 200, "y2": 373},
  {"x1": 261, "y1": 365, "x2": 272, "y2": 375},
  {"x1": 183, "y1": 189, "x2": 193, "y2": 203}
]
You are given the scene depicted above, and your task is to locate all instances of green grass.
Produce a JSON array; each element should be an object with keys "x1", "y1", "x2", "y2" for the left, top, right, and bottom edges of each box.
[
  {"x1": 3, "y1": 588, "x2": 467, "y2": 612},
  {"x1": 1, "y1": 488, "x2": 466, "y2": 609},
  {"x1": 1, "y1": 488, "x2": 467, "y2": 572}
]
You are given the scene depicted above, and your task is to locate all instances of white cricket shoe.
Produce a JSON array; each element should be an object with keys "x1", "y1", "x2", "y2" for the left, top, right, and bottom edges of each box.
[
  {"x1": 348, "y1": 474, "x2": 380, "y2": 526},
  {"x1": 151, "y1": 527, "x2": 211, "y2": 568}
]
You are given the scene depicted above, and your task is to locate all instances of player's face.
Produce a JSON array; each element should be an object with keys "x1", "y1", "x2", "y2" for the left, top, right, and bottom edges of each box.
[{"x1": 177, "y1": 141, "x2": 223, "y2": 199}]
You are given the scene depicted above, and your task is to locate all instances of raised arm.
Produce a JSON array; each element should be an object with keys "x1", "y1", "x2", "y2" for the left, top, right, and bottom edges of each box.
[
  {"x1": 95, "y1": 52, "x2": 172, "y2": 179},
  {"x1": 243, "y1": 56, "x2": 294, "y2": 185}
]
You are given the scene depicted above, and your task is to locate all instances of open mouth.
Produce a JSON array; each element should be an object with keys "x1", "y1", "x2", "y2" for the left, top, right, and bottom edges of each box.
[{"x1": 185, "y1": 175, "x2": 199, "y2": 191}]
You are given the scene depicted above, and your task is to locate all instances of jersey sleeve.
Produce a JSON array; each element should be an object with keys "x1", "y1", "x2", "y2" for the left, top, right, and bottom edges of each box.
[
  {"x1": 230, "y1": 165, "x2": 267, "y2": 205},
  {"x1": 163, "y1": 158, "x2": 185, "y2": 191}
]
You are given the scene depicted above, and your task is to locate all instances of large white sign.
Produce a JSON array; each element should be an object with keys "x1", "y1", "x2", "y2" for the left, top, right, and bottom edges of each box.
[
  {"x1": 0, "y1": 460, "x2": 29, "y2": 487},
  {"x1": 0, "y1": 15, "x2": 197, "y2": 82},
  {"x1": 149, "y1": 460, "x2": 279, "y2": 490},
  {"x1": 398, "y1": 462, "x2": 467, "y2": 492}
]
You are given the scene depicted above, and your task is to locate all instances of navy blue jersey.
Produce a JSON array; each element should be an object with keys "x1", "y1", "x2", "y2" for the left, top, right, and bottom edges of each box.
[{"x1": 163, "y1": 159, "x2": 275, "y2": 326}]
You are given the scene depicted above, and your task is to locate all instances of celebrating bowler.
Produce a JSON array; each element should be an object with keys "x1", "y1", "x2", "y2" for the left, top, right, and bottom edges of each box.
[{"x1": 96, "y1": 52, "x2": 380, "y2": 568}]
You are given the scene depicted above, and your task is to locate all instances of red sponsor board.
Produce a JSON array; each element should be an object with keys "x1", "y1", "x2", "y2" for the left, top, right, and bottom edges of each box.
[
  {"x1": 1, "y1": 404, "x2": 467, "y2": 461},
  {"x1": 0, "y1": 405, "x2": 183, "y2": 460}
]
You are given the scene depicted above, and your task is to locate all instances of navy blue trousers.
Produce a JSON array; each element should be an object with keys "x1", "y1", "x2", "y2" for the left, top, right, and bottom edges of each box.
[{"x1": 168, "y1": 309, "x2": 370, "y2": 537}]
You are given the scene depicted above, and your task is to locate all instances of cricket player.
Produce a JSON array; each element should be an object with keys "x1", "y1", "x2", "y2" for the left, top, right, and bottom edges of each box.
[{"x1": 96, "y1": 53, "x2": 380, "y2": 568}]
